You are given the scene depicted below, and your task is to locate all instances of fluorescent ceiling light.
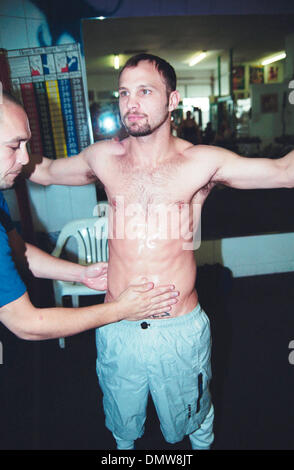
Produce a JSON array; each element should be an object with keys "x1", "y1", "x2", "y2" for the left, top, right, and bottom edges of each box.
[
  {"x1": 114, "y1": 55, "x2": 120, "y2": 69},
  {"x1": 262, "y1": 52, "x2": 286, "y2": 66},
  {"x1": 189, "y1": 52, "x2": 207, "y2": 67}
]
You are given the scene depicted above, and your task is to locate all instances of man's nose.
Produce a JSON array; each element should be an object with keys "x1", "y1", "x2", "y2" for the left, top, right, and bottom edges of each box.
[
  {"x1": 17, "y1": 145, "x2": 30, "y2": 166},
  {"x1": 126, "y1": 93, "x2": 139, "y2": 110}
]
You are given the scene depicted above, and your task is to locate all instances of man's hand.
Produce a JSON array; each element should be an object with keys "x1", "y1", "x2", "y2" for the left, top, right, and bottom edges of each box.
[
  {"x1": 115, "y1": 282, "x2": 180, "y2": 321},
  {"x1": 81, "y1": 262, "x2": 108, "y2": 291}
]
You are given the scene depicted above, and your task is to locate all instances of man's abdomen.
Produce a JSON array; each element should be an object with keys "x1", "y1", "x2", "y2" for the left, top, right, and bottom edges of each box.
[{"x1": 106, "y1": 238, "x2": 198, "y2": 317}]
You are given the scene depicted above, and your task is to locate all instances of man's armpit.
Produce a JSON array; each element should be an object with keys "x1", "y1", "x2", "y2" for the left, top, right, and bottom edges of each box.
[{"x1": 86, "y1": 169, "x2": 99, "y2": 183}]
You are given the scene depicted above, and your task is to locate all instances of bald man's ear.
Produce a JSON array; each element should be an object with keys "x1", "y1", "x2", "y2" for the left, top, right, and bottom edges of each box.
[{"x1": 168, "y1": 90, "x2": 180, "y2": 112}]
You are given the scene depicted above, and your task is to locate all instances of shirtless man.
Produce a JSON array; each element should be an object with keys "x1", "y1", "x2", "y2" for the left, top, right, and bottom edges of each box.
[
  {"x1": 28, "y1": 54, "x2": 294, "y2": 450},
  {"x1": 0, "y1": 90, "x2": 179, "y2": 341}
]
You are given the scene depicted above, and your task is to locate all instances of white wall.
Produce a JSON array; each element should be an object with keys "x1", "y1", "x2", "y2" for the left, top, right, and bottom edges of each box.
[
  {"x1": 177, "y1": 83, "x2": 212, "y2": 99},
  {"x1": 0, "y1": 0, "x2": 97, "y2": 234},
  {"x1": 249, "y1": 82, "x2": 289, "y2": 146},
  {"x1": 248, "y1": 33, "x2": 294, "y2": 145},
  {"x1": 285, "y1": 32, "x2": 294, "y2": 80},
  {"x1": 197, "y1": 233, "x2": 294, "y2": 277}
]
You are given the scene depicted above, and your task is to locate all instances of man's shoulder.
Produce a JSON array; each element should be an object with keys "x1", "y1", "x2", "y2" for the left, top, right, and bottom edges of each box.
[
  {"x1": 87, "y1": 138, "x2": 127, "y2": 157},
  {"x1": 178, "y1": 142, "x2": 213, "y2": 164},
  {"x1": 176, "y1": 143, "x2": 229, "y2": 187},
  {"x1": 83, "y1": 138, "x2": 126, "y2": 169},
  {"x1": 182, "y1": 143, "x2": 218, "y2": 157}
]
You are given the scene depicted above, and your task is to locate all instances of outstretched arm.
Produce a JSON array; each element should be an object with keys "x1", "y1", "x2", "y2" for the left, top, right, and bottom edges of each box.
[
  {"x1": 26, "y1": 139, "x2": 125, "y2": 187},
  {"x1": 197, "y1": 145, "x2": 293, "y2": 190},
  {"x1": 26, "y1": 149, "x2": 97, "y2": 186}
]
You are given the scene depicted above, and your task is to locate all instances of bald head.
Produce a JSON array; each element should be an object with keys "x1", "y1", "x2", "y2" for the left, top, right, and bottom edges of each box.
[
  {"x1": 0, "y1": 92, "x2": 31, "y2": 189},
  {"x1": 0, "y1": 91, "x2": 23, "y2": 124}
]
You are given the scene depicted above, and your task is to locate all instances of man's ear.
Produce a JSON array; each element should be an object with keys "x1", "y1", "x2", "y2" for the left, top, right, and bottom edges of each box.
[{"x1": 168, "y1": 90, "x2": 180, "y2": 112}]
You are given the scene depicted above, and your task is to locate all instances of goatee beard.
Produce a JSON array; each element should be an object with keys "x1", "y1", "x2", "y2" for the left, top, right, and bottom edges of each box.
[
  {"x1": 122, "y1": 110, "x2": 169, "y2": 137},
  {"x1": 126, "y1": 125, "x2": 153, "y2": 137}
]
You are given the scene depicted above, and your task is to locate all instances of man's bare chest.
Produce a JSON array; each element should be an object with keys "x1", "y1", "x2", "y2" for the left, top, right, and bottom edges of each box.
[
  {"x1": 117, "y1": 169, "x2": 178, "y2": 207},
  {"x1": 104, "y1": 158, "x2": 209, "y2": 210}
]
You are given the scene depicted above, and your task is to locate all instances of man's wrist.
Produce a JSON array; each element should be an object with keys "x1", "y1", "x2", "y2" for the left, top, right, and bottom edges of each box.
[
  {"x1": 112, "y1": 298, "x2": 126, "y2": 322},
  {"x1": 76, "y1": 264, "x2": 87, "y2": 284}
]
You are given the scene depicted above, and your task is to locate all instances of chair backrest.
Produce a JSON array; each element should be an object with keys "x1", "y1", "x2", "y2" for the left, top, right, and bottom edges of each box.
[{"x1": 52, "y1": 217, "x2": 108, "y2": 265}]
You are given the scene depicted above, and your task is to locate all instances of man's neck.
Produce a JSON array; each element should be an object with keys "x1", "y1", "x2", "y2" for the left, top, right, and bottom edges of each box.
[{"x1": 127, "y1": 125, "x2": 174, "y2": 167}]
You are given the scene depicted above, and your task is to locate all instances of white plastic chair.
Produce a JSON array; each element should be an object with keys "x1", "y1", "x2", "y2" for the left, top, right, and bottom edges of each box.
[{"x1": 51, "y1": 216, "x2": 108, "y2": 348}]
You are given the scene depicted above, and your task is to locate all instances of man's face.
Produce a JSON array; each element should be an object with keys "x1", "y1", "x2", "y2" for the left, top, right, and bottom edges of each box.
[
  {"x1": 0, "y1": 101, "x2": 31, "y2": 190},
  {"x1": 118, "y1": 61, "x2": 174, "y2": 137}
]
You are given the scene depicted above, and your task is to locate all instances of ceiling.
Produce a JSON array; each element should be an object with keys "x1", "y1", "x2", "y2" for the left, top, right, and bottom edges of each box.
[{"x1": 82, "y1": 14, "x2": 294, "y2": 80}]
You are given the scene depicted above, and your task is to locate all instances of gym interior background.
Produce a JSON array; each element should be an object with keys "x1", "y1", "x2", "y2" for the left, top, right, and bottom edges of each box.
[{"x1": 0, "y1": 0, "x2": 294, "y2": 451}]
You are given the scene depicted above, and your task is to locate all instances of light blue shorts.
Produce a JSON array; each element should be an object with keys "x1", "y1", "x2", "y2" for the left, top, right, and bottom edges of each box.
[{"x1": 95, "y1": 303, "x2": 212, "y2": 444}]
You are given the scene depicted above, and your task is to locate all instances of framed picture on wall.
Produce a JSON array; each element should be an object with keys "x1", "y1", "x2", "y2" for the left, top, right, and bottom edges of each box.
[
  {"x1": 250, "y1": 66, "x2": 264, "y2": 84},
  {"x1": 261, "y1": 93, "x2": 278, "y2": 113},
  {"x1": 267, "y1": 65, "x2": 279, "y2": 82},
  {"x1": 232, "y1": 65, "x2": 245, "y2": 90}
]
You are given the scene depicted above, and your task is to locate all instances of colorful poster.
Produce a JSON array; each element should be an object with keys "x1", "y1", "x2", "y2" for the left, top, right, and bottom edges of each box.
[
  {"x1": 20, "y1": 81, "x2": 43, "y2": 155},
  {"x1": 267, "y1": 65, "x2": 279, "y2": 83},
  {"x1": 41, "y1": 54, "x2": 56, "y2": 75},
  {"x1": 7, "y1": 43, "x2": 91, "y2": 159},
  {"x1": 54, "y1": 52, "x2": 69, "y2": 73},
  {"x1": 232, "y1": 65, "x2": 245, "y2": 90},
  {"x1": 29, "y1": 55, "x2": 43, "y2": 76},
  {"x1": 249, "y1": 66, "x2": 264, "y2": 84},
  {"x1": 66, "y1": 51, "x2": 80, "y2": 72},
  {"x1": 33, "y1": 81, "x2": 55, "y2": 158},
  {"x1": 58, "y1": 78, "x2": 79, "y2": 156}
]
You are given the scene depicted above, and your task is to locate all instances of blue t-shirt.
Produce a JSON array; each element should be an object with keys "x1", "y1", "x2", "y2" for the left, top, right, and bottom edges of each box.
[{"x1": 0, "y1": 191, "x2": 26, "y2": 307}]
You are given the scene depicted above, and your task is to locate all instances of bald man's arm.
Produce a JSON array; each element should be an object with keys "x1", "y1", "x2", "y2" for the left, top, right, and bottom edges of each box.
[{"x1": 0, "y1": 282, "x2": 178, "y2": 341}]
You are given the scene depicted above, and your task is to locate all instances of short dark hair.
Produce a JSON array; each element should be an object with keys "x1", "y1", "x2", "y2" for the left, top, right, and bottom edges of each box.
[{"x1": 119, "y1": 53, "x2": 177, "y2": 95}]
